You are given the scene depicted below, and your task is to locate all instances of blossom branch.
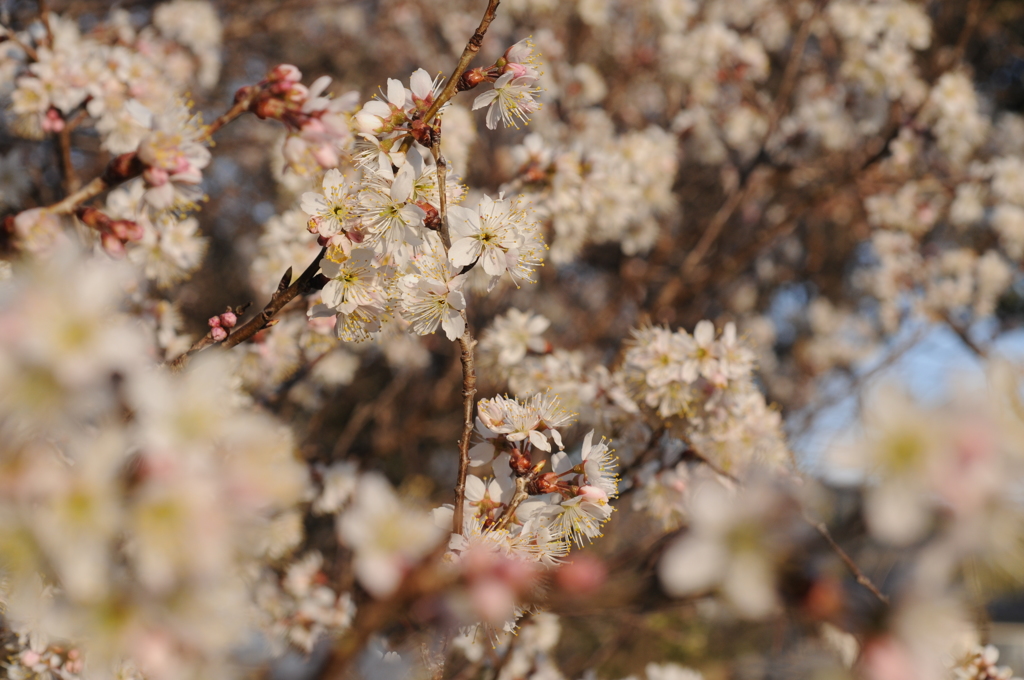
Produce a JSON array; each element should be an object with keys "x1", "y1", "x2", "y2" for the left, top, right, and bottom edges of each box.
[
  {"x1": 430, "y1": 136, "x2": 452, "y2": 249},
  {"x1": 37, "y1": 0, "x2": 53, "y2": 48},
  {"x1": 0, "y1": 30, "x2": 39, "y2": 62},
  {"x1": 802, "y1": 511, "x2": 890, "y2": 605},
  {"x1": 655, "y1": 3, "x2": 822, "y2": 317},
  {"x1": 222, "y1": 246, "x2": 327, "y2": 349},
  {"x1": 43, "y1": 85, "x2": 266, "y2": 216},
  {"x1": 452, "y1": 325, "x2": 478, "y2": 536},
  {"x1": 491, "y1": 476, "x2": 530, "y2": 532},
  {"x1": 419, "y1": 0, "x2": 501, "y2": 128},
  {"x1": 169, "y1": 247, "x2": 326, "y2": 370}
]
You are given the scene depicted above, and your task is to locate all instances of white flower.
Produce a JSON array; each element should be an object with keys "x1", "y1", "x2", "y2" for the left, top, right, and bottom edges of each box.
[
  {"x1": 448, "y1": 194, "x2": 544, "y2": 287},
  {"x1": 398, "y1": 241, "x2": 468, "y2": 340},
  {"x1": 473, "y1": 72, "x2": 543, "y2": 130},
  {"x1": 357, "y1": 161, "x2": 426, "y2": 259},
  {"x1": 301, "y1": 168, "x2": 357, "y2": 239}
]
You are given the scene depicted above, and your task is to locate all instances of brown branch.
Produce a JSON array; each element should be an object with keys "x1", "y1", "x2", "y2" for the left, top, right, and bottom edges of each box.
[
  {"x1": 168, "y1": 248, "x2": 326, "y2": 370},
  {"x1": 802, "y1": 511, "x2": 889, "y2": 605},
  {"x1": 48, "y1": 175, "x2": 112, "y2": 215},
  {"x1": 452, "y1": 323, "x2": 478, "y2": 535},
  {"x1": 431, "y1": 137, "x2": 452, "y2": 249},
  {"x1": 332, "y1": 370, "x2": 411, "y2": 458},
  {"x1": 678, "y1": 180, "x2": 752, "y2": 279},
  {"x1": 37, "y1": 0, "x2": 53, "y2": 48},
  {"x1": 168, "y1": 331, "x2": 221, "y2": 371},
  {"x1": 197, "y1": 88, "x2": 261, "y2": 143},
  {"x1": 666, "y1": 2, "x2": 822, "y2": 301},
  {"x1": 940, "y1": 311, "x2": 989, "y2": 359},
  {"x1": 491, "y1": 476, "x2": 529, "y2": 532},
  {"x1": 420, "y1": 0, "x2": 501, "y2": 128},
  {"x1": 1, "y1": 31, "x2": 40, "y2": 62},
  {"x1": 948, "y1": 0, "x2": 989, "y2": 68},
  {"x1": 223, "y1": 247, "x2": 327, "y2": 349},
  {"x1": 56, "y1": 125, "x2": 80, "y2": 195}
]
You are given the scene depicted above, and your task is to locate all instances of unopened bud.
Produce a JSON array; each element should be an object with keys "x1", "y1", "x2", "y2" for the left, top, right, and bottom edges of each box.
[
  {"x1": 530, "y1": 472, "x2": 562, "y2": 495},
  {"x1": 458, "y1": 67, "x2": 489, "y2": 91},
  {"x1": 268, "y1": 63, "x2": 302, "y2": 83},
  {"x1": 42, "y1": 108, "x2": 65, "y2": 133},
  {"x1": 509, "y1": 447, "x2": 532, "y2": 475},
  {"x1": 417, "y1": 201, "x2": 440, "y2": 231},
  {"x1": 112, "y1": 220, "x2": 144, "y2": 241},
  {"x1": 103, "y1": 152, "x2": 144, "y2": 183},
  {"x1": 100, "y1": 232, "x2": 125, "y2": 258},
  {"x1": 219, "y1": 311, "x2": 238, "y2": 328},
  {"x1": 143, "y1": 166, "x2": 169, "y2": 187},
  {"x1": 577, "y1": 485, "x2": 608, "y2": 503},
  {"x1": 75, "y1": 206, "x2": 111, "y2": 231},
  {"x1": 208, "y1": 316, "x2": 222, "y2": 328},
  {"x1": 253, "y1": 97, "x2": 288, "y2": 121},
  {"x1": 210, "y1": 326, "x2": 228, "y2": 342}
]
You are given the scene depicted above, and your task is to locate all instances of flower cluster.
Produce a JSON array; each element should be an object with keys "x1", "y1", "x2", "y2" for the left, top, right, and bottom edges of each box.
[
  {"x1": 302, "y1": 137, "x2": 544, "y2": 342},
  {"x1": 505, "y1": 116, "x2": 678, "y2": 263},
  {"x1": 623, "y1": 321, "x2": 787, "y2": 473},
  {"x1": 0, "y1": 248, "x2": 308, "y2": 679},
  {"x1": 431, "y1": 393, "x2": 617, "y2": 630},
  {"x1": 6, "y1": 6, "x2": 219, "y2": 152},
  {"x1": 239, "y1": 64, "x2": 360, "y2": 174}
]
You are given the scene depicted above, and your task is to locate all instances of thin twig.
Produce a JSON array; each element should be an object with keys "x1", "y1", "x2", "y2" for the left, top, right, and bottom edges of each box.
[
  {"x1": 420, "y1": 0, "x2": 501, "y2": 128},
  {"x1": 431, "y1": 136, "x2": 452, "y2": 249},
  {"x1": 198, "y1": 87, "x2": 262, "y2": 143},
  {"x1": 56, "y1": 125, "x2": 80, "y2": 194},
  {"x1": 223, "y1": 247, "x2": 327, "y2": 349},
  {"x1": 802, "y1": 511, "x2": 890, "y2": 605},
  {"x1": 1, "y1": 31, "x2": 39, "y2": 62},
  {"x1": 452, "y1": 324, "x2": 478, "y2": 535},
  {"x1": 322, "y1": 541, "x2": 453, "y2": 680},
  {"x1": 949, "y1": 0, "x2": 989, "y2": 67},
  {"x1": 491, "y1": 476, "x2": 529, "y2": 532},
  {"x1": 48, "y1": 176, "x2": 111, "y2": 215},
  {"x1": 37, "y1": 0, "x2": 52, "y2": 48},
  {"x1": 168, "y1": 248, "x2": 326, "y2": 370},
  {"x1": 331, "y1": 371, "x2": 411, "y2": 458},
  {"x1": 940, "y1": 311, "x2": 989, "y2": 359}
]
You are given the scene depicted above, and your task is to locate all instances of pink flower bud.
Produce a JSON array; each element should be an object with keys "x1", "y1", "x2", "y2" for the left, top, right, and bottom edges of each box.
[
  {"x1": 285, "y1": 83, "x2": 310, "y2": 104},
  {"x1": 311, "y1": 143, "x2": 339, "y2": 169},
  {"x1": 210, "y1": 326, "x2": 228, "y2": 342},
  {"x1": 269, "y1": 64, "x2": 302, "y2": 83},
  {"x1": 42, "y1": 108, "x2": 65, "y2": 133},
  {"x1": 208, "y1": 316, "x2": 222, "y2": 328},
  {"x1": 21, "y1": 651, "x2": 41, "y2": 666},
  {"x1": 143, "y1": 166, "x2": 169, "y2": 187},
  {"x1": 254, "y1": 97, "x2": 288, "y2": 120},
  {"x1": 504, "y1": 62, "x2": 530, "y2": 79},
  {"x1": 219, "y1": 311, "x2": 238, "y2": 328},
  {"x1": 109, "y1": 219, "x2": 143, "y2": 241},
  {"x1": 100, "y1": 232, "x2": 126, "y2": 258},
  {"x1": 577, "y1": 485, "x2": 608, "y2": 503}
]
